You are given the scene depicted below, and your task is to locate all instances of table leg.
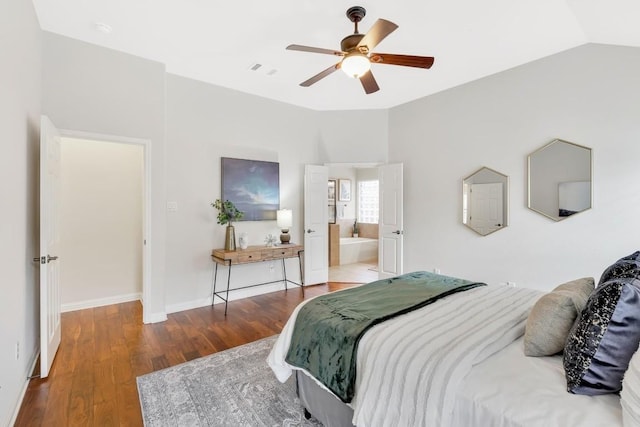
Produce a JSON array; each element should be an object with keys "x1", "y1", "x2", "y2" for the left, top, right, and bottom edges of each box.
[
  {"x1": 298, "y1": 249, "x2": 305, "y2": 296},
  {"x1": 282, "y1": 258, "x2": 288, "y2": 291},
  {"x1": 224, "y1": 259, "x2": 231, "y2": 315},
  {"x1": 211, "y1": 262, "x2": 219, "y2": 306}
]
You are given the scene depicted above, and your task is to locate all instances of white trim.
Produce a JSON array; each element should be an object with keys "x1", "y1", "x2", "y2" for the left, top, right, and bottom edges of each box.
[
  {"x1": 61, "y1": 293, "x2": 142, "y2": 313},
  {"x1": 143, "y1": 311, "x2": 168, "y2": 323},
  {"x1": 58, "y1": 129, "x2": 154, "y2": 324},
  {"x1": 165, "y1": 282, "x2": 290, "y2": 314},
  {"x1": 9, "y1": 349, "x2": 40, "y2": 427}
]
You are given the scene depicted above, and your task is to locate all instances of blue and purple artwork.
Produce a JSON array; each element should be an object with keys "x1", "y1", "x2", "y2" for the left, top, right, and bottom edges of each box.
[{"x1": 221, "y1": 157, "x2": 279, "y2": 221}]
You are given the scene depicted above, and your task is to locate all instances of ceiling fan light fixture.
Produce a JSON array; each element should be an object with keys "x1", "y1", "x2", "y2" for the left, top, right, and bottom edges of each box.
[{"x1": 341, "y1": 53, "x2": 371, "y2": 78}]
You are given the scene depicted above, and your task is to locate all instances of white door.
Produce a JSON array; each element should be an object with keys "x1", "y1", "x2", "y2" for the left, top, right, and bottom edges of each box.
[
  {"x1": 304, "y1": 165, "x2": 329, "y2": 285},
  {"x1": 39, "y1": 116, "x2": 62, "y2": 378},
  {"x1": 378, "y1": 163, "x2": 404, "y2": 278},
  {"x1": 469, "y1": 182, "x2": 503, "y2": 235}
]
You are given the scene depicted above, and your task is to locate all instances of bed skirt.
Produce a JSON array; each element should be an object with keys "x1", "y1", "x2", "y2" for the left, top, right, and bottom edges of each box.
[{"x1": 296, "y1": 371, "x2": 354, "y2": 427}]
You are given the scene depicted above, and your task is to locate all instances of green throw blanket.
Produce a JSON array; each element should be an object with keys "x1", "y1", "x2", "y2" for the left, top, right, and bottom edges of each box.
[{"x1": 285, "y1": 271, "x2": 486, "y2": 402}]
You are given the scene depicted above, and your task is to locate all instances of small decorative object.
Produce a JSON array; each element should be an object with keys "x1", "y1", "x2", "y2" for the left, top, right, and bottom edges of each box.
[
  {"x1": 239, "y1": 232, "x2": 248, "y2": 250},
  {"x1": 264, "y1": 234, "x2": 277, "y2": 247},
  {"x1": 211, "y1": 199, "x2": 244, "y2": 251},
  {"x1": 353, "y1": 219, "x2": 359, "y2": 237},
  {"x1": 276, "y1": 209, "x2": 293, "y2": 244}
]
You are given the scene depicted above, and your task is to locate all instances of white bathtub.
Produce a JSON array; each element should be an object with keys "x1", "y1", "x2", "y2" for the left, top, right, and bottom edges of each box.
[{"x1": 339, "y1": 237, "x2": 378, "y2": 265}]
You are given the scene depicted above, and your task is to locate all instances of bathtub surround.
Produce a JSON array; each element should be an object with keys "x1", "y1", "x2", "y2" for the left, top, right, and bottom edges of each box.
[
  {"x1": 357, "y1": 223, "x2": 378, "y2": 239},
  {"x1": 340, "y1": 237, "x2": 378, "y2": 265}
]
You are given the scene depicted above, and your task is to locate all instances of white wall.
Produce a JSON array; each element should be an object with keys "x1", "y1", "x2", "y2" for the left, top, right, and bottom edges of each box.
[
  {"x1": 42, "y1": 32, "x2": 167, "y2": 322},
  {"x1": 0, "y1": 0, "x2": 41, "y2": 424},
  {"x1": 59, "y1": 138, "x2": 143, "y2": 310},
  {"x1": 389, "y1": 43, "x2": 640, "y2": 290},
  {"x1": 163, "y1": 75, "x2": 389, "y2": 311}
]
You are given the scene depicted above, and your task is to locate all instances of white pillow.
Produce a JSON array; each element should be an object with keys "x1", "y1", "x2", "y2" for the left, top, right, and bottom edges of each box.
[{"x1": 622, "y1": 344, "x2": 640, "y2": 427}]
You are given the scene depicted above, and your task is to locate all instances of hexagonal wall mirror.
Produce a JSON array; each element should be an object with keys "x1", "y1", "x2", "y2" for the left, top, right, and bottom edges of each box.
[
  {"x1": 528, "y1": 139, "x2": 592, "y2": 221},
  {"x1": 462, "y1": 167, "x2": 509, "y2": 236}
]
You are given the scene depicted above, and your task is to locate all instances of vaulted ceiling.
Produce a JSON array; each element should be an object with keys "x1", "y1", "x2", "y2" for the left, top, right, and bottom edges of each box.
[{"x1": 32, "y1": 0, "x2": 640, "y2": 111}]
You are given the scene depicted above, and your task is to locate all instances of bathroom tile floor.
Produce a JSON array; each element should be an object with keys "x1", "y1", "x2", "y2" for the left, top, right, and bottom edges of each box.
[{"x1": 329, "y1": 260, "x2": 379, "y2": 284}]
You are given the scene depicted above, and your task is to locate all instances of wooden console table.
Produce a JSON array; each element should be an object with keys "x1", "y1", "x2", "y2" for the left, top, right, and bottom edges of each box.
[{"x1": 211, "y1": 243, "x2": 304, "y2": 314}]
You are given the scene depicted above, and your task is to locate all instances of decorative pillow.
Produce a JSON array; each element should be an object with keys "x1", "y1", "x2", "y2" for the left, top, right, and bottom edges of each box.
[
  {"x1": 621, "y1": 344, "x2": 640, "y2": 427},
  {"x1": 564, "y1": 253, "x2": 640, "y2": 395},
  {"x1": 524, "y1": 277, "x2": 595, "y2": 357},
  {"x1": 599, "y1": 251, "x2": 640, "y2": 284}
]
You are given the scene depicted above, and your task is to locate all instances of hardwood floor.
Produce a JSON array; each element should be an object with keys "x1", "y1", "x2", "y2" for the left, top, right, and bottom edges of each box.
[{"x1": 15, "y1": 282, "x2": 358, "y2": 426}]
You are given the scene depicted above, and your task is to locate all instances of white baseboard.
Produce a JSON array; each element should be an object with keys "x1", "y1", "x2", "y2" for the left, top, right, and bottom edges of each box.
[
  {"x1": 61, "y1": 292, "x2": 142, "y2": 313},
  {"x1": 9, "y1": 349, "x2": 40, "y2": 426},
  {"x1": 143, "y1": 311, "x2": 168, "y2": 324},
  {"x1": 165, "y1": 282, "x2": 291, "y2": 314}
]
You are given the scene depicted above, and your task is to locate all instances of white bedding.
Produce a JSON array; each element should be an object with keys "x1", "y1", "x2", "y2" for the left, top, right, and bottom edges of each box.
[
  {"x1": 453, "y1": 336, "x2": 622, "y2": 427},
  {"x1": 269, "y1": 285, "x2": 551, "y2": 426},
  {"x1": 269, "y1": 283, "x2": 624, "y2": 427}
]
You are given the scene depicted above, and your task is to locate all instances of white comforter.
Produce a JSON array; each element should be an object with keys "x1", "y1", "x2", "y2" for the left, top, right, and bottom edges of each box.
[{"x1": 268, "y1": 285, "x2": 541, "y2": 427}]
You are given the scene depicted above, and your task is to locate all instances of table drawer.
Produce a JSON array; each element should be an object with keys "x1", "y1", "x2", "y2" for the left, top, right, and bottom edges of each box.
[
  {"x1": 238, "y1": 252, "x2": 262, "y2": 263},
  {"x1": 262, "y1": 248, "x2": 294, "y2": 260}
]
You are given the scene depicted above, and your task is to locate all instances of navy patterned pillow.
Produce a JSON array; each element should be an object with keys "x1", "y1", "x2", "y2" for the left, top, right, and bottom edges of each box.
[
  {"x1": 563, "y1": 252, "x2": 640, "y2": 395},
  {"x1": 599, "y1": 251, "x2": 640, "y2": 284}
]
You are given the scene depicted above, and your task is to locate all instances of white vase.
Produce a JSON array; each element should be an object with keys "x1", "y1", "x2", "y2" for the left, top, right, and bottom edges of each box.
[{"x1": 239, "y1": 232, "x2": 248, "y2": 250}]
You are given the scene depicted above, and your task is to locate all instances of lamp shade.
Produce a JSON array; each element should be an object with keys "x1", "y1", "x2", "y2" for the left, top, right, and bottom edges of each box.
[
  {"x1": 277, "y1": 209, "x2": 293, "y2": 229},
  {"x1": 341, "y1": 53, "x2": 371, "y2": 78}
]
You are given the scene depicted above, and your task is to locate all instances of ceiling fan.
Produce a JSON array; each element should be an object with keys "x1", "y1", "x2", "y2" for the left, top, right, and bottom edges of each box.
[{"x1": 286, "y1": 6, "x2": 435, "y2": 94}]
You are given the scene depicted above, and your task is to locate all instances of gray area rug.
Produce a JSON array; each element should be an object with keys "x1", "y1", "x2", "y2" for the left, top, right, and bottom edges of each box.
[{"x1": 137, "y1": 335, "x2": 321, "y2": 426}]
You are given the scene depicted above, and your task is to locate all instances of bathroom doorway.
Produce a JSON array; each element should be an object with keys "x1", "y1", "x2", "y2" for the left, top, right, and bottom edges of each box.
[{"x1": 327, "y1": 163, "x2": 380, "y2": 283}]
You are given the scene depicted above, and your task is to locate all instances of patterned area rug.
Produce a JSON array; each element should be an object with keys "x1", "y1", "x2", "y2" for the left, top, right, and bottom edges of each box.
[{"x1": 137, "y1": 335, "x2": 321, "y2": 426}]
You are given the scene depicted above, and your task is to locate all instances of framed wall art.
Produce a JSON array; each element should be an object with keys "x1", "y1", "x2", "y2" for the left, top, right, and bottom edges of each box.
[
  {"x1": 221, "y1": 157, "x2": 279, "y2": 221},
  {"x1": 339, "y1": 179, "x2": 351, "y2": 202}
]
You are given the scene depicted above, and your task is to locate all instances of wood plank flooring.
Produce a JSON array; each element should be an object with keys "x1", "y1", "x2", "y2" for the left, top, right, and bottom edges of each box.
[{"x1": 15, "y1": 282, "x2": 358, "y2": 426}]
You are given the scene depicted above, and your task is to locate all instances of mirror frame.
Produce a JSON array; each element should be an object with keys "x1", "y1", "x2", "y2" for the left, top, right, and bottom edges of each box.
[
  {"x1": 527, "y1": 139, "x2": 592, "y2": 221},
  {"x1": 462, "y1": 166, "x2": 509, "y2": 236}
]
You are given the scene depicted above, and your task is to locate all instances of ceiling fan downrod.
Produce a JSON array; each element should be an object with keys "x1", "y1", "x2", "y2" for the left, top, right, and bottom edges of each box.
[{"x1": 346, "y1": 6, "x2": 366, "y2": 34}]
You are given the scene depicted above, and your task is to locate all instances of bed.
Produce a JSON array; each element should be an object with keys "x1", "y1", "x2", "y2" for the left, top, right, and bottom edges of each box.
[{"x1": 267, "y1": 268, "x2": 637, "y2": 427}]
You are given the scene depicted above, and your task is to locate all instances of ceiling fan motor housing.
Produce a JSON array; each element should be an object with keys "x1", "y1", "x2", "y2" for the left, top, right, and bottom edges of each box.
[{"x1": 341, "y1": 34, "x2": 365, "y2": 52}]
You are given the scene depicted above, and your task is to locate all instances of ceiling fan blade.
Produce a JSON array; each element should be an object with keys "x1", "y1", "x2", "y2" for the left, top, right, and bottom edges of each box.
[
  {"x1": 287, "y1": 44, "x2": 345, "y2": 56},
  {"x1": 300, "y1": 63, "x2": 340, "y2": 87},
  {"x1": 359, "y1": 70, "x2": 380, "y2": 94},
  {"x1": 357, "y1": 19, "x2": 398, "y2": 52},
  {"x1": 370, "y1": 53, "x2": 435, "y2": 69}
]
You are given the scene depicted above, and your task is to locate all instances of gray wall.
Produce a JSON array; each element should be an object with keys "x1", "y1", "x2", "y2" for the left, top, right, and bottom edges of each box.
[
  {"x1": 0, "y1": 0, "x2": 41, "y2": 424},
  {"x1": 390, "y1": 43, "x2": 640, "y2": 289}
]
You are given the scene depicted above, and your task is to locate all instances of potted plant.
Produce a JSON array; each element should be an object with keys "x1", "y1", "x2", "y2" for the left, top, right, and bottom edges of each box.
[
  {"x1": 211, "y1": 199, "x2": 244, "y2": 250},
  {"x1": 353, "y1": 219, "x2": 359, "y2": 238}
]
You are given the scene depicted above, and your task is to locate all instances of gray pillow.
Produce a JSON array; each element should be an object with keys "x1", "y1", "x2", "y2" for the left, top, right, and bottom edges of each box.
[{"x1": 524, "y1": 277, "x2": 595, "y2": 357}]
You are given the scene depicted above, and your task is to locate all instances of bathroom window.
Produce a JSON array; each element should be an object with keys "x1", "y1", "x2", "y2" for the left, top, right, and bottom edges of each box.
[{"x1": 358, "y1": 180, "x2": 379, "y2": 224}]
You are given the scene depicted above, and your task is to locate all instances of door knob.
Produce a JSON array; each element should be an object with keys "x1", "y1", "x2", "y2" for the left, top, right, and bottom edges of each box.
[
  {"x1": 392, "y1": 230, "x2": 402, "y2": 235},
  {"x1": 33, "y1": 255, "x2": 59, "y2": 264},
  {"x1": 307, "y1": 229, "x2": 316, "y2": 233}
]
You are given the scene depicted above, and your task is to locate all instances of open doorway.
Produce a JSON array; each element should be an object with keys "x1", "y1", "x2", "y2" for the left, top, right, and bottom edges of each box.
[
  {"x1": 58, "y1": 134, "x2": 147, "y2": 312},
  {"x1": 327, "y1": 163, "x2": 380, "y2": 284}
]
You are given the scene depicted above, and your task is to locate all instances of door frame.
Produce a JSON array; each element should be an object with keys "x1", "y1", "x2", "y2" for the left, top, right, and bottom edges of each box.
[
  {"x1": 323, "y1": 162, "x2": 403, "y2": 280},
  {"x1": 59, "y1": 128, "x2": 152, "y2": 322}
]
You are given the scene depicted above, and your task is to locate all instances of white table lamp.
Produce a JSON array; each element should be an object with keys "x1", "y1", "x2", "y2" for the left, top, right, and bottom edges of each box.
[{"x1": 276, "y1": 209, "x2": 293, "y2": 244}]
